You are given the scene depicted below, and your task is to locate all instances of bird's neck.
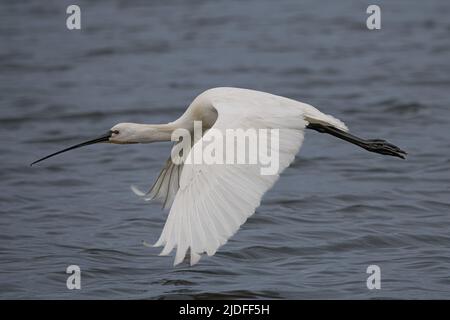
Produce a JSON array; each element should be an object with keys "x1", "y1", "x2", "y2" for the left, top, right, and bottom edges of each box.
[{"x1": 133, "y1": 123, "x2": 180, "y2": 143}]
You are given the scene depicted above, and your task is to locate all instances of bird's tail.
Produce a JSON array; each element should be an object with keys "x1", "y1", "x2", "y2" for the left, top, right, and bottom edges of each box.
[{"x1": 303, "y1": 104, "x2": 348, "y2": 132}]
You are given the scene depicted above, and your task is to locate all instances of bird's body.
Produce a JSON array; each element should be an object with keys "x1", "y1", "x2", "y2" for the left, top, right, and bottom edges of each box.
[
  {"x1": 167, "y1": 87, "x2": 348, "y2": 133},
  {"x1": 134, "y1": 87, "x2": 349, "y2": 265},
  {"x1": 31, "y1": 87, "x2": 407, "y2": 266}
]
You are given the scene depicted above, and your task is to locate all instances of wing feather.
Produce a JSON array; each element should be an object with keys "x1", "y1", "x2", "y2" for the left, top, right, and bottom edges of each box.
[
  {"x1": 156, "y1": 99, "x2": 307, "y2": 265},
  {"x1": 132, "y1": 155, "x2": 183, "y2": 210}
]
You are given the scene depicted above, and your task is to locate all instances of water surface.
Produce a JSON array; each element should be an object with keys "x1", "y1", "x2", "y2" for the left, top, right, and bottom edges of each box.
[{"x1": 1, "y1": 0, "x2": 450, "y2": 299}]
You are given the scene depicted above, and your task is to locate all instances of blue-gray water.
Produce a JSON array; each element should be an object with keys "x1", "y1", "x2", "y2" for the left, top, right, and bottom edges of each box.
[{"x1": 1, "y1": 0, "x2": 450, "y2": 299}]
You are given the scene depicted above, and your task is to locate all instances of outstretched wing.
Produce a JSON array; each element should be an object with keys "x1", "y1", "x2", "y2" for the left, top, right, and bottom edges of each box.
[
  {"x1": 132, "y1": 155, "x2": 183, "y2": 210},
  {"x1": 154, "y1": 99, "x2": 308, "y2": 266}
]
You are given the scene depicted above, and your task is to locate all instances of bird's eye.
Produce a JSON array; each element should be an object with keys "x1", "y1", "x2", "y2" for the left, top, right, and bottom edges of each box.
[{"x1": 112, "y1": 130, "x2": 119, "y2": 135}]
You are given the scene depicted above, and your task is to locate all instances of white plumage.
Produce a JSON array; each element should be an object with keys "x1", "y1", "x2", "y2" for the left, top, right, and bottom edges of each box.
[
  {"x1": 135, "y1": 87, "x2": 348, "y2": 265},
  {"x1": 32, "y1": 87, "x2": 406, "y2": 266}
]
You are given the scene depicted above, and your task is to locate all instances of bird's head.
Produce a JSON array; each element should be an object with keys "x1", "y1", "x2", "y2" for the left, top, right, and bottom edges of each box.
[
  {"x1": 108, "y1": 123, "x2": 145, "y2": 144},
  {"x1": 30, "y1": 123, "x2": 169, "y2": 166},
  {"x1": 30, "y1": 123, "x2": 140, "y2": 166}
]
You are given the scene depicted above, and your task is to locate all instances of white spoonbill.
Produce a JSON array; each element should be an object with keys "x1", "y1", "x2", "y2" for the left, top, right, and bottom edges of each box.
[{"x1": 31, "y1": 87, "x2": 406, "y2": 265}]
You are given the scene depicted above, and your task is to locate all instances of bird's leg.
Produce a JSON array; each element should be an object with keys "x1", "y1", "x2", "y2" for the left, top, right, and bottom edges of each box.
[{"x1": 306, "y1": 123, "x2": 407, "y2": 159}]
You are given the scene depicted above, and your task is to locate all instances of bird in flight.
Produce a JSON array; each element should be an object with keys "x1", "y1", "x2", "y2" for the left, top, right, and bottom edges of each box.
[{"x1": 31, "y1": 87, "x2": 407, "y2": 266}]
